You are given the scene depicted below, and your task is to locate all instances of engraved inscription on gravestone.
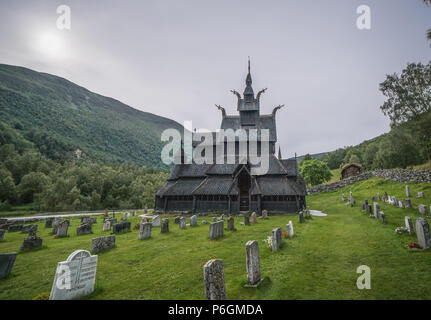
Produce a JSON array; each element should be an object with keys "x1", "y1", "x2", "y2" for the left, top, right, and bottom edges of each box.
[{"x1": 50, "y1": 250, "x2": 98, "y2": 300}]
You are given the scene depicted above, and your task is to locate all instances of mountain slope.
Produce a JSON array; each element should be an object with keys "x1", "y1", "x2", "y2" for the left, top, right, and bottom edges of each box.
[{"x1": 0, "y1": 64, "x2": 183, "y2": 168}]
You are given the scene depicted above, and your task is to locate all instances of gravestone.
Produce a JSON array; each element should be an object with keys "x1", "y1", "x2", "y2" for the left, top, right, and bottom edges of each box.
[
  {"x1": 245, "y1": 240, "x2": 261, "y2": 286},
  {"x1": 102, "y1": 219, "x2": 111, "y2": 231},
  {"x1": 109, "y1": 218, "x2": 117, "y2": 225},
  {"x1": 250, "y1": 212, "x2": 257, "y2": 224},
  {"x1": 367, "y1": 204, "x2": 373, "y2": 217},
  {"x1": 190, "y1": 215, "x2": 198, "y2": 227},
  {"x1": 209, "y1": 221, "x2": 224, "y2": 239},
  {"x1": 349, "y1": 191, "x2": 353, "y2": 205},
  {"x1": 373, "y1": 203, "x2": 380, "y2": 219},
  {"x1": 8, "y1": 224, "x2": 23, "y2": 232},
  {"x1": 76, "y1": 223, "x2": 92, "y2": 236},
  {"x1": 88, "y1": 217, "x2": 97, "y2": 224},
  {"x1": 227, "y1": 217, "x2": 235, "y2": 231},
  {"x1": 138, "y1": 222, "x2": 152, "y2": 240},
  {"x1": 112, "y1": 221, "x2": 131, "y2": 234},
  {"x1": 244, "y1": 215, "x2": 250, "y2": 226},
  {"x1": 132, "y1": 211, "x2": 136, "y2": 217},
  {"x1": 45, "y1": 218, "x2": 54, "y2": 228},
  {"x1": 271, "y1": 228, "x2": 282, "y2": 252},
  {"x1": 0, "y1": 253, "x2": 17, "y2": 279},
  {"x1": 161, "y1": 218, "x2": 169, "y2": 233},
  {"x1": 50, "y1": 250, "x2": 98, "y2": 300},
  {"x1": 51, "y1": 218, "x2": 61, "y2": 234},
  {"x1": 174, "y1": 216, "x2": 181, "y2": 224},
  {"x1": 419, "y1": 204, "x2": 428, "y2": 215},
  {"x1": 299, "y1": 211, "x2": 304, "y2": 223},
  {"x1": 286, "y1": 221, "x2": 294, "y2": 238},
  {"x1": 20, "y1": 230, "x2": 42, "y2": 251},
  {"x1": 261, "y1": 210, "x2": 268, "y2": 219},
  {"x1": 404, "y1": 199, "x2": 412, "y2": 209},
  {"x1": 179, "y1": 217, "x2": 186, "y2": 230},
  {"x1": 21, "y1": 224, "x2": 38, "y2": 234},
  {"x1": 377, "y1": 193, "x2": 381, "y2": 201},
  {"x1": 122, "y1": 213, "x2": 129, "y2": 221},
  {"x1": 105, "y1": 208, "x2": 109, "y2": 218},
  {"x1": 0, "y1": 229, "x2": 4, "y2": 241},
  {"x1": 416, "y1": 218, "x2": 431, "y2": 249},
  {"x1": 384, "y1": 192, "x2": 389, "y2": 202},
  {"x1": 362, "y1": 199, "x2": 369, "y2": 211},
  {"x1": 152, "y1": 215, "x2": 161, "y2": 227},
  {"x1": 91, "y1": 235, "x2": 116, "y2": 253},
  {"x1": 418, "y1": 192, "x2": 425, "y2": 198},
  {"x1": 406, "y1": 185, "x2": 411, "y2": 197},
  {"x1": 203, "y1": 259, "x2": 227, "y2": 300},
  {"x1": 405, "y1": 216, "x2": 414, "y2": 235},
  {"x1": 379, "y1": 212, "x2": 387, "y2": 224},
  {"x1": 56, "y1": 220, "x2": 70, "y2": 238},
  {"x1": 144, "y1": 205, "x2": 148, "y2": 214},
  {"x1": 342, "y1": 194, "x2": 347, "y2": 201}
]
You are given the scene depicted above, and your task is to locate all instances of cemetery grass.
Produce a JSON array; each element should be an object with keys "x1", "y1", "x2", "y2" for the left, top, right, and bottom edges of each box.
[{"x1": 1, "y1": 178, "x2": 431, "y2": 299}]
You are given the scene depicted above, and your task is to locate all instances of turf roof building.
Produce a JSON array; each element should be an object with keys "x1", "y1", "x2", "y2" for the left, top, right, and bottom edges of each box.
[{"x1": 155, "y1": 61, "x2": 306, "y2": 214}]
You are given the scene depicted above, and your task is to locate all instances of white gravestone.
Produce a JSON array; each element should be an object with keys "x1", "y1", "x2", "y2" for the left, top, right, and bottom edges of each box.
[
  {"x1": 50, "y1": 250, "x2": 98, "y2": 300},
  {"x1": 151, "y1": 215, "x2": 161, "y2": 227},
  {"x1": 286, "y1": 221, "x2": 294, "y2": 238}
]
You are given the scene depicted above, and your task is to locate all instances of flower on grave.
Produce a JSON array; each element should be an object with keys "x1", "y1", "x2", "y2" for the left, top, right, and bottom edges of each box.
[
  {"x1": 408, "y1": 242, "x2": 421, "y2": 248},
  {"x1": 282, "y1": 231, "x2": 288, "y2": 238},
  {"x1": 263, "y1": 236, "x2": 272, "y2": 249}
]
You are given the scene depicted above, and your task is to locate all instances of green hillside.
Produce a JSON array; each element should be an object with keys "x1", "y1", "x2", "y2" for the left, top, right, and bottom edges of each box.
[{"x1": 0, "y1": 64, "x2": 183, "y2": 168}]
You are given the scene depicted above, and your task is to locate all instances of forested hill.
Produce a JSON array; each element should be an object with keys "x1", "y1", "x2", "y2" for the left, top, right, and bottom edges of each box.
[{"x1": 0, "y1": 64, "x2": 183, "y2": 168}]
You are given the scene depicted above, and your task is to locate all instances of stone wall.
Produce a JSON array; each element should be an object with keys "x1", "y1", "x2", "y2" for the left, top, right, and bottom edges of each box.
[{"x1": 307, "y1": 169, "x2": 431, "y2": 195}]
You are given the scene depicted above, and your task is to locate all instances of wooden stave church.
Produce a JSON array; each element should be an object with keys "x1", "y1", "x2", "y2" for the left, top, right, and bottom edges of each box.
[{"x1": 155, "y1": 61, "x2": 306, "y2": 214}]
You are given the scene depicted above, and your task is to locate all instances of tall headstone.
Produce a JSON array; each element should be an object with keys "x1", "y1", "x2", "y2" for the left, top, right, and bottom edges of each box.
[
  {"x1": 299, "y1": 211, "x2": 304, "y2": 223},
  {"x1": 377, "y1": 193, "x2": 381, "y2": 201},
  {"x1": 190, "y1": 215, "x2": 198, "y2": 227},
  {"x1": 45, "y1": 218, "x2": 54, "y2": 228},
  {"x1": 271, "y1": 227, "x2": 282, "y2": 252},
  {"x1": 179, "y1": 217, "x2": 186, "y2": 230},
  {"x1": 161, "y1": 219, "x2": 169, "y2": 233},
  {"x1": 244, "y1": 215, "x2": 250, "y2": 226},
  {"x1": 138, "y1": 222, "x2": 152, "y2": 240},
  {"x1": 250, "y1": 212, "x2": 257, "y2": 224},
  {"x1": 286, "y1": 221, "x2": 294, "y2": 238},
  {"x1": 416, "y1": 218, "x2": 431, "y2": 249},
  {"x1": 406, "y1": 185, "x2": 411, "y2": 197},
  {"x1": 76, "y1": 223, "x2": 92, "y2": 235},
  {"x1": 227, "y1": 217, "x2": 235, "y2": 231},
  {"x1": 50, "y1": 250, "x2": 98, "y2": 300},
  {"x1": 419, "y1": 204, "x2": 428, "y2": 215},
  {"x1": 261, "y1": 210, "x2": 268, "y2": 219},
  {"x1": 0, "y1": 229, "x2": 5, "y2": 241},
  {"x1": 209, "y1": 221, "x2": 224, "y2": 239},
  {"x1": 56, "y1": 220, "x2": 70, "y2": 238},
  {"x1": 91, "y1": 235, "x2": 116, "y2": 253},
  {"x1": 405, "y1": 216, "x2": 414, "y2": 235},
  {"x1": 203, "y1": 259, "x2": 227, "y2": 300},
  {"x1": 362, "y1": 199, "x2": 369, "y2": 211},
  {"x1": 379, "y1": 212, "x2": 387, "y2": 224},
  {"x1": 245, "y1": 240, "x2": 261, "y2": 286},
  {"x1": 404, "y1": 199, "x2": 412, "y2": 209},
  {"x1": 373, "y1": 203, "x2": 380, "y2": 219},
  {"x1": 0, "y1": 253, "x2": 17, "y2": 279},
  {"x1": 349, "y1": 191, "x2": 353, "y2": 205},
  {"x1": 102, "y1": 219, "x2": 111, "y2": 231},
  {"x1": 152, "y1": 215, "x2": 161, "y2": 227}
]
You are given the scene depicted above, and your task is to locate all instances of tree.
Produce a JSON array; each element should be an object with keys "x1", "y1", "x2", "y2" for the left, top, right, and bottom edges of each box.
[
  {"x1": 380, "y1": 62, "x2": 431, "y2": 126},
  {"x1": 299, "y1": 159, "x2": 332, "y2": 186},
  {"x1": 424, "y1": 0, "x2": 431, "y2": 42}
]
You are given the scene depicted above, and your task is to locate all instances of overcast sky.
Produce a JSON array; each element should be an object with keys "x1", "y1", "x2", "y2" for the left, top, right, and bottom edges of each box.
[{"x1": 0, "y1": 0, "x2": 430, "y2": 158}]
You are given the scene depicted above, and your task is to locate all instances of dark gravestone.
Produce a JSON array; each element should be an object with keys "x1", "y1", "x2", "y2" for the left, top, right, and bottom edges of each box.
[
  {"x1": 161, "y1": 219, "x2": 169, "y2": 233},
  {"x1": 21, "y1": 224, "x2": 38, "y2": 234},
  {"x1": 112, "y1": 221, "x2": 131, "y2": 234},
  {"x1": 91, "y1": 235, "x2": 116, "y2": 253},
  {"x1": 0, "y1": 229, "x2": 5, "y2": 241},
  {"x1": 45, "y1": 218, "x2": 54, "y2": 228},
  {"x1": 8, "y1": 224, "x2": 23, "y2": 232},
  {"x1": 0, "y1": 253, "x2": 17, "y2": 279},
  {"x1": 227, "y1": 217, "x2": 235, "y2": 231},
  {"x1": 20, "y1": 230, "x2": 42, "y2": 251},
  {"x1": 299, "y1": 211, "x2": 304, "y2": 223},
  {"x1": 77, "y1": 223, "x2": 92, "y2": 235},
  {"x1": 174, "y1": 216, "x2": 181, "y2": 224},
  {"x1": 244, "y1": 215, "x2": 250, "y2": 226}
]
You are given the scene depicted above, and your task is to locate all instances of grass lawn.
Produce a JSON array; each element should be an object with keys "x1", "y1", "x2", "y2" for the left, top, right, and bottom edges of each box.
[{"x1": 1, "y1": 178, "x2": 431, "y2": 300}]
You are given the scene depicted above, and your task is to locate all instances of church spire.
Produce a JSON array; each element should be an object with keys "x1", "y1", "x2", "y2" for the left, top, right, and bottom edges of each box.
[
  {"x1": 278, "y1": 145, "x2": 282, "y2": 160},
  {"x1": 243, "y1": 57, "x2": 254, "y2": 101}
]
